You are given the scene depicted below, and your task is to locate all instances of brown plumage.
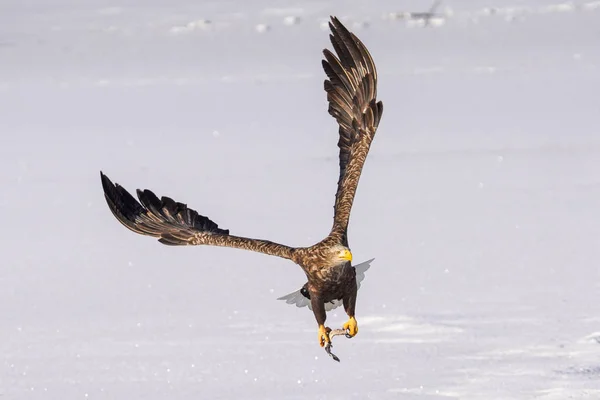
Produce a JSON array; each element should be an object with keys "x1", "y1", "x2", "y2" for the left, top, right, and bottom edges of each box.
[{"x1": 100, "y1": 16, "x2": 383, "y2": 349}]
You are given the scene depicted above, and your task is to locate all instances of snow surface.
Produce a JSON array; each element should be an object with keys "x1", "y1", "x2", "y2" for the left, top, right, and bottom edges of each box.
[{"x1": 2, "y1": 0, "x2": 600, "y2": 398}]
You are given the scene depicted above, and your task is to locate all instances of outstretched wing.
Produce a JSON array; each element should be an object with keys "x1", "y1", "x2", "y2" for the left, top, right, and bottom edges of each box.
[
  {"x1": 322, "y1": 17, "x2": 383, "y2": 245},
  {"x1": 277, "y1": 258, "x2": 375, "y2": 311},
  {"x1": 100, "y1": 172, "x2": 294, "y2": 260}
]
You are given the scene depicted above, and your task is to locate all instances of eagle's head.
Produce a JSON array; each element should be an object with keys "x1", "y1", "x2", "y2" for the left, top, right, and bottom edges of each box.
[{"x1": 331, "y1": 244, "x2": 352, "y2": 265}]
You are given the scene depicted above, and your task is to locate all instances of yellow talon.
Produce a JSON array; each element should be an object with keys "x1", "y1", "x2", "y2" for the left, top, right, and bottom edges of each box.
[
  {"x1": 343, "y1": 316, "x2": 358, "y2": 337},
  {"x1": 318, "y1": 325, "x2": 331, "y2": 347}
]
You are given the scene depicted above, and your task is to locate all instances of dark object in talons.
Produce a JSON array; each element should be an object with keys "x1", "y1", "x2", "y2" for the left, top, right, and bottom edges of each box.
[
  {"x1": 323, "y1": 328, "x2": 349, "y2": 362},
  {"x1": 325, "y1": 343, "x2": 341, "y2": 362}
]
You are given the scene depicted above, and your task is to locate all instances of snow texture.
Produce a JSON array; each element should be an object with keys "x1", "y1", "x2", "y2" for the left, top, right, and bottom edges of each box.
[{"x1": 1, "y1": 0, "x2": 600, "y2": 398}]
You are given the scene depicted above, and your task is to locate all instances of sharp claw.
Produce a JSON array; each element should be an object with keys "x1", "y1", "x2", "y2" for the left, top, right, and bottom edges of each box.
[{"x1": 342, "y1": 316, "x2": 358, "y2": 337}]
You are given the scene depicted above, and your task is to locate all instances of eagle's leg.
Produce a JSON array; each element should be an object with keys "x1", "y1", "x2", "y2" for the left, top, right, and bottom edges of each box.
[
  {"x1": 310, "y1": 294, "x2": 331, "y2": 347},
  {"x1": 342, "y1": 282, "x2": 359, "y2": 337}
]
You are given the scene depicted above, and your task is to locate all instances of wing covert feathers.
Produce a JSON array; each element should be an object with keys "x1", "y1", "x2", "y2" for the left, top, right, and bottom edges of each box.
[
  {"x1": 323, "y1": 17, "x2": 383, "y2": 244},
  {"x1": 100, "y1": 172, "x2": 294, "y2": 259}
]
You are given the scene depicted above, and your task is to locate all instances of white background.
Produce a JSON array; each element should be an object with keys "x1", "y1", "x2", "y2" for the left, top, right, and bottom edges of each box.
[{"x1": 1, "y1": 0, "x2": 600, "y2": 398}]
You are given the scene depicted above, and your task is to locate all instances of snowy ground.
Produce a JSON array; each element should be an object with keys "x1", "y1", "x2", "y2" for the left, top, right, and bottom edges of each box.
[{"x1": 2, "y1": 0, "x2": 600, "y2": 398}]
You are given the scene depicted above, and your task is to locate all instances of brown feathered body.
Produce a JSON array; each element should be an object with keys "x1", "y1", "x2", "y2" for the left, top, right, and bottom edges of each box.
[{"x1": 100, "y1": 16, "x2": 383, "y2": 344}]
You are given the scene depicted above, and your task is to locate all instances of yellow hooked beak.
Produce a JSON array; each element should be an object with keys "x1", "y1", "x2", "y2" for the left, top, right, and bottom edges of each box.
[{"x1": 341, "y1": 249, "x2": 353, "y2": 262}]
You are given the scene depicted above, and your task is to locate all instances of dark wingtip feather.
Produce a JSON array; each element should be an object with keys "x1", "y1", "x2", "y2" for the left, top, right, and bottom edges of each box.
[
  {"x1": 100, "y1": 171, "x2": 148, "y2": 233},
  {"x1": 100, "y1": 171, "x2": 229, "y2": 244},
  {"x1": 100, "y1": 171, "x2": 113, "y2": 198}
]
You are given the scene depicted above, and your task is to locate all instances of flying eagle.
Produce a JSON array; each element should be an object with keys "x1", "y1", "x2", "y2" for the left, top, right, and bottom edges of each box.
[{"x1": 100, "y1": 16, "x2": 383, "y2": 349}]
